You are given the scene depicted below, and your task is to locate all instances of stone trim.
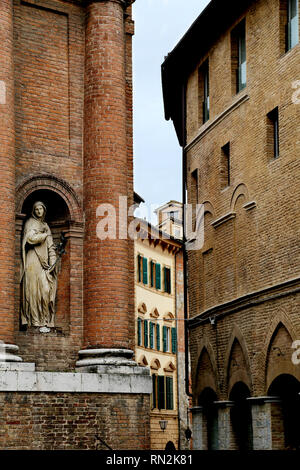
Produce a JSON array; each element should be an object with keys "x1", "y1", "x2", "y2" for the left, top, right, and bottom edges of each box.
[
  {"x1": 213, "y1": 400, "x2": 235, "y2": 408},
  {"x1": 0, "y1": 370, "x2": 152, "y2": 394},
  {"x1": 190, "y1": 406, "x2": 203, "y2": 413},
  {"x1": 211, "y1": 212, "x2": 236, "y2": 229},
  {"x1": 247, "y1": 396, "x2": 282, "y2": 405},
  {"x1": 185, "y1": 93, "x2": 250, "y2": 153},
  {"x1": 189, "y1": 275, "x2": 300, "y2": 329},
  {"x1": 243, "y1": 201, "x2": 257, "y2": 211}
]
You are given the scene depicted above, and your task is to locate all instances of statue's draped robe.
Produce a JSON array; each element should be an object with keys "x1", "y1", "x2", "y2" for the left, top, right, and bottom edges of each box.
[{"x1": 21, "y1": 217, "x2": 57, "y2": 327}]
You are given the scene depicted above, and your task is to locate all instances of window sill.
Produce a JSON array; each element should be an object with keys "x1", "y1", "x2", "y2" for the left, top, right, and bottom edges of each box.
[{"x1": 185, "y1": 92, "x2": 249, "y2": 152}]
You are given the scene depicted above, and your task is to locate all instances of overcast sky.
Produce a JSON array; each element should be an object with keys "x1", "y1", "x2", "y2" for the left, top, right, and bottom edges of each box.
[{"x1": 132, "y1": 0, "x2": 210, "y2": 219}]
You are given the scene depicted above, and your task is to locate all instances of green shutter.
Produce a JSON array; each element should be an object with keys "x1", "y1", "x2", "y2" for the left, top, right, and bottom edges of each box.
[
  {"x1": 166, "y1": 377, "x2": 174, "y2": 410},
  {"x1": 155, "y1": 263, "x2": 161, "y2": 289},
  {"x1": 156, "y1": 324, "x2": 160, "y2": 351},
  {"x1": 158, "y1": 375, "x2": 165, "y2": 410},
  {"x1": 152, "y1": 374, "x2": 157, "y2": 409},
  {"x1": 137, "y1": 255, "x2": 141, "y2": 282},
  {"x1": 163, "y1": 326, "x2": 167, "y2": 352},
  {"x1": 150, "y1": 261, "x2": 154, "y2": 287},
  {"x1": 164, "y1": 267, "x2": 167, "y2": 292},
  {"x1": 144, "y1": 319, "x2": 148, "y2": 348},
  {"x1": 143, "y1": 257, "x2": 148, "y2": 284},
  {"x1": 137, "y1": 318, "x2": 142, "y2": 346},
  {"x1": 168, "y1": 268, "x2": 171, "y2": 294},
  {"x1": 171, "y1": 327, "x2": 177, "y2": 354},
  {"x1": 150, "y1": 322, "x2": 154, "y2": 349}
]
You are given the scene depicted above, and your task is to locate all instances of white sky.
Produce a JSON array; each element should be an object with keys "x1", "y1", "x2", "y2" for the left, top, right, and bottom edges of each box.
[{"x1": 132, "y1": 0, "x2": 210, "y2": 216}]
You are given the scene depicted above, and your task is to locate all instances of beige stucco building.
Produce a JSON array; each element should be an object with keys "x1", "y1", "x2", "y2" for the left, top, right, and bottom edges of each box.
[{"x1": 134, "y1": 213, "x2": 189, "y2": 450}]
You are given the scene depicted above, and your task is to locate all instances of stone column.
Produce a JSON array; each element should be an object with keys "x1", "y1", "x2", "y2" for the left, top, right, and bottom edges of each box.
[
  {"x1": 247, "y1": 396, "x2": 280, "y2": 450},
  {"x1": 191, "y1": 406, "x2": 203, "y2": 450},
  {"x1": 79, "y1": 0, "x2": 135, "y2": 368},
  {"x1": 214, "y1": 401, "x2": 235, "y2": 450},
  {"x1": 0, "y1": 1, "x2": 21, "y2": 363}
]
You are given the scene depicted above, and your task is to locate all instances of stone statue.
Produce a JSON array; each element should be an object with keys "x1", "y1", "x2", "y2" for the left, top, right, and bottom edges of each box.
[{"x1": 20, "y1": 201, "x2": 57, "y2": 328}]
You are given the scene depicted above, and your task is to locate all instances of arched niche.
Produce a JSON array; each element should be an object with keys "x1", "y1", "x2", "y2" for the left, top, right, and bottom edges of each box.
[{"x1": 15, "y1": 177, "x2": 84, "y2": 341}]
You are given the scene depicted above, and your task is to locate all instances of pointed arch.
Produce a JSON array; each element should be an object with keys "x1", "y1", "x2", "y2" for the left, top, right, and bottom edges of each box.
[
  {"x1": 138, "y1": 355, "x2": 148, "y2": 367},
  {"x1": 138, "y1": 302, "x2": 147, "y2": 314},
  {"x1": 163, "y1": 311, "x2": 175, "y2": 322},
  {"x1": 150, "y1": 307, "x2": 159, "y2": 318},
  {"x1": 164, "y1": 361, "x2": 176, "y2": 372},
  {"x1": 224, "y1": 324, "x2": 252, "y2": 396},
  {"x1": 263, "y1": 310, "x2": 299, "y2": 391},
  {"x1": 150, "y1": 358, "x2": 161, "y2": 371},
  {"x1": 194, "y1": 340, "x2": 218, "y2": 398}
]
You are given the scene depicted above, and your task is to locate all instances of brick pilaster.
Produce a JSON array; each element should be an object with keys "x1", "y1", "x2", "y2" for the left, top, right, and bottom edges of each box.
[
  {"x1": 0, "y1": 1, "x2": 16, "y2": 349},
  {"x1": 83, "y1": 0, "x2": 133, "y2": 351}
]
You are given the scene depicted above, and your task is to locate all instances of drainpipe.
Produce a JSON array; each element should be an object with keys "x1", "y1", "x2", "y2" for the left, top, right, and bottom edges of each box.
[{"x1": 182, "y1": 82, "x2": 192, "y2": 401}]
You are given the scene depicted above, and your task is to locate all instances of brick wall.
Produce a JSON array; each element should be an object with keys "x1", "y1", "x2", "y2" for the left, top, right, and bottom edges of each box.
[{"x1": 0, "y1": 392, "x2": 150, "y2": 450}]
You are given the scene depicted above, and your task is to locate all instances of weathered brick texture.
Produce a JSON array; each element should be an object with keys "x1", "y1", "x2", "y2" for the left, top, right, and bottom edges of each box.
[{"x1": 0, "y1": 392, "x2": 150, "y2": 450}]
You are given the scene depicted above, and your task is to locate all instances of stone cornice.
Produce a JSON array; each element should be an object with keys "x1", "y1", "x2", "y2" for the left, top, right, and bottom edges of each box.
[
  {"x1": 85, "y1": 0, "x2": 134, "y2": 7},
  {"x1": 189, "y1": 275, "x2": 300, "y2": 329}
]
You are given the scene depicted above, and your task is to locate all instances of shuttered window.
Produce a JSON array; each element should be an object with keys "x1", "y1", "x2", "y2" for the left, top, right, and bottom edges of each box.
[
  {"x1": 166, "y1": 377, "x2": 174, "y2": 410},
  {"x1": 164, "y1": 267, "x2": 171, "y2": 294},
  {"x1": 142, "y1": 257, "x2": 148, "y2": 284},
  {"x1": 137, "y1": 255, "x2": 142, "y2": 282},
  {"x1": 149, "y1": 322, "x2": 154, "y2": 349},
  {"x1": 150, "y1": 261, "x2": 154, "y2": 287},
  {"x1": 155, "y1": 263, "x2": 161, "y2": 290},
  {"x1": 163, "y1": 326, "x2": 170, "y2": 352},
  {"x1": 137, "y1": 318, "x2": 142, "y2": 346},
  {"x1": 144, "y1": 319, "x2": 148, "y2": 348},
  {"x1": 156, "y1": 324, "x2": 160, "y2": 351},
  {"x1": 152, "y1": 374, "x2": 157, "y2": 409},
  {"x1": 158, "y1": 375, "x2": 165, "y2": 410},
  {"x1": 171, "y1": 327, "x2": 177, "y2": 354}
]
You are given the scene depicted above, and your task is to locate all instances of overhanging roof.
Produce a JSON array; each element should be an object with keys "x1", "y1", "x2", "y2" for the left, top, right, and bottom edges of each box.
[{"x1": 161, "y1": 0, "x2": 254, "y2": 146}]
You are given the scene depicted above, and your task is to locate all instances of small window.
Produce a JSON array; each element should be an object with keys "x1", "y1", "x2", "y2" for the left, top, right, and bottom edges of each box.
[
  {"x1": 152, "y1": 375, "x2": 174, "y2": 410},
  {"x1": 155, "y1": 263, "x2": 161, "y2": 290},
  {"x1": 231, "y1": 20, "x2": 246, "y2": 94},
  {"x1": 198, "y1": 59, "x2": 210, "y2": 125},
  {"x1": 137, "y1": 255, "x2": 147, "y2": 284},
  {"x1": 163, "y1": 326, "x2": 171, "y2": 352},
  {"x1": 288, "y1": 0, "x2": 299, "y2": 50},
  {"x1": 164, "y1": 267, "x2": 171, "y2": 294},
  {"x1": 156, "y1": 323, "x2": 160, "y2": 351},
  {"x1": 166, "y1": 377, "x2": 174, "y2": 410},
  {"x1": 267, "y1": 107, "x2": 279, "y2": 158},
  {"x1": 149, "y1": 321, "x2": 155, "y2": 349},
  {"x1": 221, "y1": 143, "x2": 230, "y2": 189},
  {"x1": 144, "y1": 319, "x2": 149, "y2": 348}
]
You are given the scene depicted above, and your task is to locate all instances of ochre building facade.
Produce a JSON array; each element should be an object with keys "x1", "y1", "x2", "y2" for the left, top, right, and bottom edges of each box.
[{"x1": 162, "y1": 0, "x2": 300, "y2": 450}]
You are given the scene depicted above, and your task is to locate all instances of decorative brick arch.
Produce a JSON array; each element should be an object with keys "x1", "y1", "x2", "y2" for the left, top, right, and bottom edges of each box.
[
  {"x1": 224, "y1": 324, "x2": 252, "y2": 397},
  {"x1": 16, "y1": 175, "x2": 82, "y2": 223},
  {"x1": 230, "y1": 183, "x2": 250, "y2": 212},
  {"x1": 202, "y1": 200, "x2": 215, "y2": 218},
  {"x1": 262, "y1": 310, "x2": 299, "y2": 392},
  {"x1": 194, "y1": 340, "x2": 218, "y2": 399}
]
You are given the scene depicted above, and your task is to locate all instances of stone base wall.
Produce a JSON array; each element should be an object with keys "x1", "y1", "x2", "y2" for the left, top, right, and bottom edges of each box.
[{"x1": 0, "y1": 391, "x2": 150, "y2": 450}]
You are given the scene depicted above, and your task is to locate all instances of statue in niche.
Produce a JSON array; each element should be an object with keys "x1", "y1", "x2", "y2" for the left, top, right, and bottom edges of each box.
[{"x1": 20, "y1": 201, "x2": 58, "y2": 328}]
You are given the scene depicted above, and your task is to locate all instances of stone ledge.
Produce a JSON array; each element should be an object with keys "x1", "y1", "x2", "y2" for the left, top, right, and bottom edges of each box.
[
  {"x1": 0, "y1": 370, "x2": 152, "y2": 394},
  {"x1": 0, "y1": 362, "x2": 35, "y2": 372}
]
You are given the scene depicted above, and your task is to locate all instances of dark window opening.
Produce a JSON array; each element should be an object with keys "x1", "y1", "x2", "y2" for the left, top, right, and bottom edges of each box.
[
  {"x1": 221, "y1": 142, "x2": 231, "y2": 189},
  {"x1": 198, "y1": 59, "x2": 210, "y2": 125},
  {"x1": 267, "y1": 107, "x2": 279, "y2": 159},
  {"x1": 231, "y1": 20, "x2": 246, "y2": 94}
]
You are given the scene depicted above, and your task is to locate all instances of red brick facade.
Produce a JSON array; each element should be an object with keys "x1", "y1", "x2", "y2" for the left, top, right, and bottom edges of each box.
[{"x1": 0, "y1": 0, "x2": 151, "y2": 449}]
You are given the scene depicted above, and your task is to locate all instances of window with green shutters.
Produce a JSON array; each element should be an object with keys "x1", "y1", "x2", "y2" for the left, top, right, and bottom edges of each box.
[
  {"x1": 158, "y1": 375, "x2": 165, "y2": 410},
  {"x1": 163, "y1": 326, "x2": 170, "y2": 352},
  {"x1": 152, "y1": 374, "x2": 157, "y2": 409},
  {"x1": 155, "y1": 263, "x2": 161, "y2": 290},
  {"x1": 166, "y1": 377, "x2": 174, "y2": 410},
  {"x1": 137, "y1": 318, "x2": 142, "y2": 346},
  {"x1": 171, "y1": 327, "x2": 177, "y2": 354},
  {"x1": 156, "y1": 324, "x2": 160, "y2": 351},
  {"x1": 144, "y1": 319, "x2": 148, "y2": 348},
  {"x1": 142, "y1": 257, "x2": 148, "y2": 284},
  {"x1": 164, "y1": 267, "x2": 171, "y2": 294},
  {"x1": 137, "y1": 254, "x2": 142, "y2": 282},
  {"x1": 149, "y1": 322, "x2": 154, "y2": 349},
  {"x1": 150, "y1": 260, "x2": 154, "y2": 287}
]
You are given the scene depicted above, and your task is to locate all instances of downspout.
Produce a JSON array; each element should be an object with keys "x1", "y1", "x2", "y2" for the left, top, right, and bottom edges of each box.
[{"x1": 182, "y1": 82, "x2": 192, "y2": 400}]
